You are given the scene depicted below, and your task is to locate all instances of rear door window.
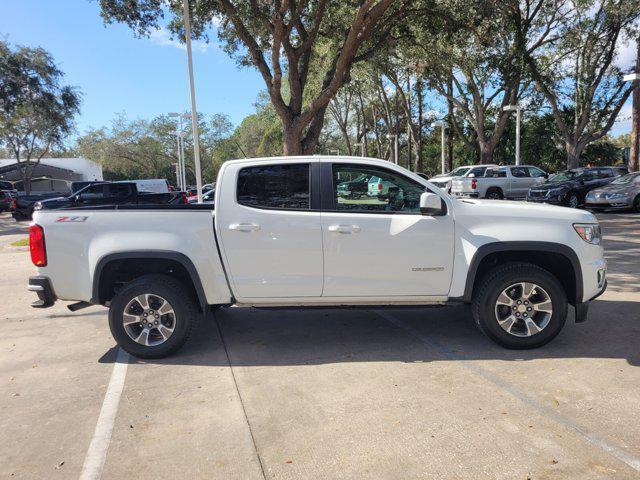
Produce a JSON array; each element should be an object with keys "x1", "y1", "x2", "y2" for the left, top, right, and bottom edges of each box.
[
  {"x1": 237, "y1": 164, "x2": 310, "y2": 210},
  {"x1": 510, "y1": 167, "x2": 530, "y2": 178}
]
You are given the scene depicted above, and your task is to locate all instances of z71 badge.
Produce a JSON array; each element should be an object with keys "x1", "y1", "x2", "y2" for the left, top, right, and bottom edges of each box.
[{"x1": 55, "y1": 216, "x2": 88, "y2": 223}]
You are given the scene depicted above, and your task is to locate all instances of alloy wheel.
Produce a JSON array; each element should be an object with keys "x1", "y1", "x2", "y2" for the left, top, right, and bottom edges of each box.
[
  {"x1": 122, "y1": 294, "x2": 176, "y2": 346},
  {"x1": 494, "y1": 282, "x2": 553, "y2": 337}
]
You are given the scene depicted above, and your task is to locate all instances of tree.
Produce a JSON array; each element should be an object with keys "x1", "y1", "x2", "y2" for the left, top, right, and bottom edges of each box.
[
  {"x1": 408, "y1": 0, "x2": 537, "y2": 165},
  {"x1": 99, "y1": 0, "x2": 415, "y2": 156},
  {"x1": 78, "y1": 112, "x2": 233, "y2": 183},
  {"x1": 0, "y1": 41, "x2": 80, "y2": 193},
  {"x1": 512, "y1": 0, "x2": 640, "y2": 168}
]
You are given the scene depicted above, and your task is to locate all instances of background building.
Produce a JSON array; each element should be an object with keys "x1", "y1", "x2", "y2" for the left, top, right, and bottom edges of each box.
[{"x1": 0, "y1": 157, "x2": 103, "y2": 192}]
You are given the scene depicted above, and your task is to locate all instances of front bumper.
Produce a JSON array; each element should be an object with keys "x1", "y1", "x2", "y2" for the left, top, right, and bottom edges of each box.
[
  {"x1": 28, "y1": 276, "x2": 57, "y2": 308},
  {"x1": 575, "y1": 279, "x2": 607, "y2": 323},
  {"x1": 585, "y1": 199, "x2": 632, "y2": 210},
  {"x1": 526, "y1": 195, "x2": 563, "y2": 205}
]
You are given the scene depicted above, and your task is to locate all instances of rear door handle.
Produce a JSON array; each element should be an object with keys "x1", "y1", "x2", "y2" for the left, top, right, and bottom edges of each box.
[
  {"x1": 229, "y1": 223, "x2": 260, "y2": 232},
  {"x1": 328, "y1": 224, "x2": 361, "y2": 234}
]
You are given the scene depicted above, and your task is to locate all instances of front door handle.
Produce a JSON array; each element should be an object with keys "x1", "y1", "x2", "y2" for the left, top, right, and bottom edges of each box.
[
  {"x1": 229, "y1": 223, "x2": 260, "y2": 232},
  {"x1": 328, "y1": 224, "x2": 361, "y2": 234}
]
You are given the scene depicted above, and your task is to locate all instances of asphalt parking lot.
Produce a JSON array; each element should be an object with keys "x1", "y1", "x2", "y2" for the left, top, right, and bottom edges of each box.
[{"x1": 1, "y1": 211, "x2": 639, "y2": 479}]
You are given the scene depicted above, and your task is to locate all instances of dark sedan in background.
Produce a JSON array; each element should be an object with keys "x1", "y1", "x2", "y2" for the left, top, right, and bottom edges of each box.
[
  {"x1": 526, "y1": 166, "x2": 627, "y2": 208},
  {"x1": 585, "y1": 172, "x2": 640, "y2": 212}
]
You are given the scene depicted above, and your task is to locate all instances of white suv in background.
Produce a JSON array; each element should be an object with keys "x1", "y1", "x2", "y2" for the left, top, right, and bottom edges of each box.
[{"x1": 430, "y1": 164, "x2": 497, "y2": 193}]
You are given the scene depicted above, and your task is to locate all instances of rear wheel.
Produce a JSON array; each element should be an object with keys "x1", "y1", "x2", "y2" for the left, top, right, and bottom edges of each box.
[
  {"x1": 485, "y1": 188, "x2": 503, "y2": 200},
  {"x1": 633, "y1": 194, "x2": 640, "y2": 213},
  {"x1": 472, "y1": 262, "x2": 567, "y2": 349},
  {"x1": 108, "y1": 274, "x2": 199, "y2": 358}
]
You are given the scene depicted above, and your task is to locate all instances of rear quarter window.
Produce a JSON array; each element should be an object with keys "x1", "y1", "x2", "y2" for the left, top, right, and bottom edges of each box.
[{"x1": 237, "y1": 164, "x2": 310, "y2": 210}]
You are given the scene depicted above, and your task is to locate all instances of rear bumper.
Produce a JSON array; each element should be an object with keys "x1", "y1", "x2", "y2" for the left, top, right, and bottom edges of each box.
[{"x1": 28, "y1": 276, "x2": 57, "y2": 308}]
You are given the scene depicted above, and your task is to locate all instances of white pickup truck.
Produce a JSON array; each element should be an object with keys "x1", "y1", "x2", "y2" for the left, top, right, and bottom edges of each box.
[
  {"x1": 28, "y1": 156, "x2": 607, "y2": 358},
  {"x1": 451, "y1": 165, "x2": 548, "y2": 199}
]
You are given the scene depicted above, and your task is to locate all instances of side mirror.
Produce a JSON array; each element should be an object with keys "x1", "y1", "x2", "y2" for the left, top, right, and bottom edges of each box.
[
  {"x1": 74, "y1": 194, "x2": 82, "y2": 203},
  {"x1": 420, "y1": 192, "x2": 443, "y2": 215},
  {"x1": 543, "y1": 173, "x2": 549, "y2": 179}
]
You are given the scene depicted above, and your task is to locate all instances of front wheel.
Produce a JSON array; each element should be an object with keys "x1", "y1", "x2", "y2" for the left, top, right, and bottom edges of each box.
[
  {"x1": 633, "y1": 194, "x2": 640, "y2": 213},
  {"x1": 567, "y1": 193, "x2": 579, "y2": 208},
  {"x1": 472, "y1": 262, "x2": 567, "y2": 349},
  {"x1": 108, "y1": 274, "x2": 199, "y2": 358}
]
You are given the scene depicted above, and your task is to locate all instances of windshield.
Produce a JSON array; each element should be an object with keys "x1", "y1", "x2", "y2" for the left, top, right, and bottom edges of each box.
[
  {"x1": 450, "y1": 167, "x2": 471, "y2": 177},
  {"x1": 612, "y1": 172, "x2": 640, "y2": 185},
  {"x1": 547, "y1": 170, "x2": 582, "y2": 183}
]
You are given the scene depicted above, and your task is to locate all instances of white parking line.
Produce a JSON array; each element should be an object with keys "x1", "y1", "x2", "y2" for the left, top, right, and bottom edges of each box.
[
  {"x1": 375, "y1": 310, "x2": 640, "y2": 473},
  {"x1": 79, "y1": 348, "x2": 130, "y2": 480}
]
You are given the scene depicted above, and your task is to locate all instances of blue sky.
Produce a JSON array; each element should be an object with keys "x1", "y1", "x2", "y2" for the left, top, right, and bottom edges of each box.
[
  {"x1": 0, "y1": 0, "x2": 633, "y2": 140},
  {"x1": 0, "y1": 0, "x2": 264, "y2": 137}
]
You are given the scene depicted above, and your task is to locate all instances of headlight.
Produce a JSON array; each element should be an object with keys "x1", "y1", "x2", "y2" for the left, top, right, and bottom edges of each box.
[
  {"x1": 605, "y1": 192, "x2": 629, "y2": 200},
  {"x1": 573, "y1": 223, "x2": 601, "y2": 245}
]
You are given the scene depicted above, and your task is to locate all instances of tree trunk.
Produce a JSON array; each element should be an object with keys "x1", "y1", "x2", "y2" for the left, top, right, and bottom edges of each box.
[
  {"x1": 479, "y1": 141, "x2": 495, "y2": 165},
  {"x1": 566, "y1": 142, "x2": 581, "y2": 170},
  {"x1": 283, "y1": 125, "x2": 304, "y2": 156}
]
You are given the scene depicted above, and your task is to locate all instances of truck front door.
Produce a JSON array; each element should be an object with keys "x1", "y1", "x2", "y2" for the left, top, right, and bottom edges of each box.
[
  {"x1": 320, "y1": 162, "x2": 455, "y2": 297},
  {"x1": 216, "y1": 160, "x2": 323, "y2": 298}
]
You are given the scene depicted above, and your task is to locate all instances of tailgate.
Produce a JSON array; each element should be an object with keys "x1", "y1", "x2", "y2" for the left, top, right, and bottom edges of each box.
[{"x1": 451, "y1": 178, "x2": 475, "y2": 196}]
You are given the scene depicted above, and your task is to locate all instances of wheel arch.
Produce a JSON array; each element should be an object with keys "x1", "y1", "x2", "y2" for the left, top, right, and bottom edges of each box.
[
  {"x1": 92, "y1": 251, "x2": 208, "y2": 310},
  {"x1": 462, "y1": 242, "x2": 583, "y2": 305}
]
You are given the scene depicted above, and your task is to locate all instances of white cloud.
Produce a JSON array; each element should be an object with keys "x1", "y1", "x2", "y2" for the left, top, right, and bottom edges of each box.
[
  {"x1": 616, "y1": 39, "x2": 636, "y2": 69},
  {"x1": 148, "y1": 27, "x2": 210, "y2": 53}
]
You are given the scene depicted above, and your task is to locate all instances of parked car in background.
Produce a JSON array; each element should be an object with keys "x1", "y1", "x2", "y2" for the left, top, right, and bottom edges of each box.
[
  {"x1": 116, "y1": 178, "x2": 170, "y2": 194},
  {"x1": 188, "y1": 187, "x2": 216, "y2": 204},
  {"x1": 35, "y1": 182, "x2": 186, "y2": 213},
  {"x1": 12, "y1": 191, "x2": 69, "y2": 221},
  {"x1": 585, "y1": 172, "x2": 640, "y2": 212},
  {"x1": 1, "y1": 190, "x2": 15, "y2": 212},
  {"x1": 451, "y1": 165, "x2": 548, "y2": 200},
  {"x1": 336, "y1": 174, "x2": 371, "y2": 199},
  {"x1": 429, "y1": 164, "x2": 497, "y2": 193},
  {"x1": 527, "y1": 167, "x2": 626, "y2": 208}
]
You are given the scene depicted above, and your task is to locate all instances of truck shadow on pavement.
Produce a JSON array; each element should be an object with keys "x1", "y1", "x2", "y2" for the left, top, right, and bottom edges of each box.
[{"x1": 98, "y1": 298, "x2": 640, "y2": 367}]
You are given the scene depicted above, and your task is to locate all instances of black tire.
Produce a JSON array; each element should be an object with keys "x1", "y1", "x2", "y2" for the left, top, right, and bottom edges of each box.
[
  {"x1": 485, "y1": 188, "x2": 503, "y2": 200},
  {"x1": 108, "y1": 274, "x2": 199, "y2": 358},
  {"x1": 472, "y1": 262, "x2": 567, "y2": 349},
  {"x1": 633, "y1": 194, "x2": 640, "y2": 213},
  {"x1": 567, "y1": 193, "x2": 579, "y2": 209}
]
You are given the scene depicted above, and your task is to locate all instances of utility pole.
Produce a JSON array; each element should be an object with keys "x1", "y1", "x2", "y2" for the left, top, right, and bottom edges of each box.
[
  {"x1": 627, "y1": 38, "x2": 640, "y2": 172},
  {"x1": 503, "y1": 105, "x2": 522, "y2": 166},
  {"x1": 182, "y1": 0, "x2": 203, "y2": 203}
]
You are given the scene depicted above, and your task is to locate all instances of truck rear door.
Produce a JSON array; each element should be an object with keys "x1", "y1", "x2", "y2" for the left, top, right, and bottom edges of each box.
[{"x1": 216, "y1": 160, "x2": 323, "y2": 299}]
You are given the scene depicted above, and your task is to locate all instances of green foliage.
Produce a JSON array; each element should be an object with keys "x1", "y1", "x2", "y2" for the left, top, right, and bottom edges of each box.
[{"x1": 0, "y1": 40, "x2": 81, "y2": 192}]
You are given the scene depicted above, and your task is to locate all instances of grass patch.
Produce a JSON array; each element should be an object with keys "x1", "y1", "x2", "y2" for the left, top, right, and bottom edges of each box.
[{"x1": 10, "y1": 238, "x2": 29, "y2": 247}]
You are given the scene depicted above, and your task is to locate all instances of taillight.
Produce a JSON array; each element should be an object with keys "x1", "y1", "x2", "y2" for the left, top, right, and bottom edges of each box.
[
  {"x1": 11, "y1": 198, "x2": 17, "y2": 210},
  {"x1": 378, "y1": 183, "x2": 382, "y2": 191},
  {"x1": 182, "y1": 193, "x2": 188, "y2": 204},
  {"x1": 29, "y1": 224, "x2": 47, "y2": 267},
  {"x1": 471, "y1": 178, "x2": 477, "y2": 190}
]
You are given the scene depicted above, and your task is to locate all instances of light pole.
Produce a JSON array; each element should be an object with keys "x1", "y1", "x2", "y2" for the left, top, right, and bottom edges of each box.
[
  {"x1": 169, "y1": 112, "x2": 190, "y2": 190},
  {"x1": 433, "y1": 121, "x2": 446, "y2": 174},
  {"x1": 354, "y1": 142, "x2": 365, "y2": 157},
  {"x1": 503, "y1": 105, "x2": 522, "y2": 166},
  {"x1": 181, "y1": 0, "x2": 204, "y2": 203},
  {"x1": 386, "y1": 134, "x2": 398, "y2": 164},
  {"x1": 624, "y1": 72, "x2": 640, "y2": 172}
]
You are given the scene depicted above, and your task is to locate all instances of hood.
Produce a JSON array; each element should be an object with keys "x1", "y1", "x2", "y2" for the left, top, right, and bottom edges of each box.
[
  {"x1": 589, "y1": 183, "x2": 636, "y2": 195},
  {"x1": 532, "y1": 180, "x2": 574, "y2": 190},
  {"x1": 456, "y1": 198, "x2": 596, "y2": 223}
]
